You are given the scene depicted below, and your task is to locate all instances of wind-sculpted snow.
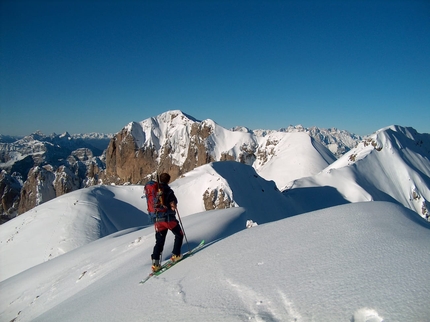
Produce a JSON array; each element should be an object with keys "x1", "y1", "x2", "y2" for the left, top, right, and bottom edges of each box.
[
  {"x1": 256, "y1": 132, "x2": 336, "y2": 188},
  {"x1": 0, "y1": 185, "x2": 147, "y2": 281},
  {"x1": 210, "y1": 161, "x2": 298, "y2": 222},
  {"x1": 170, "y1": 161, "x2": 299, "y2": 222},
  {"x1": 288, "y1": 125, "x2": 430, "y2": 219}
]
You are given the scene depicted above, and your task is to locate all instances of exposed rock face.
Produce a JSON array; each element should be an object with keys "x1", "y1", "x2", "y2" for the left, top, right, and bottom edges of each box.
[
  {"x1": 18, "y1": 166, "x2": 56, "y2": 214},
  {"x1": 203, "y1": 188, "x2": 234, "y2": 210},
  {"x1": 0, "y1": 133, "x2": 108, "y2": 220},
  {"x1": 105, "y1": 128, "x2": 158, "y2": 184},
  {"x1": 17, "y1": 155, "x2": 105, "y2": 215},
  {"x1": 104, "y1": 113, "x2": 217, "y2": 184},
  {"x1": 0, "y1": 171, "x2": 22, "y2": 222},
  {"x1": 180, "y1": 122, "x2": 215, "y2": 177},
  {"x1": 53, "y1": 166, "x2": 80, "y2": 197},
  {"x1": 0, "y1": 131, "x2": 106, "y2": 178}
]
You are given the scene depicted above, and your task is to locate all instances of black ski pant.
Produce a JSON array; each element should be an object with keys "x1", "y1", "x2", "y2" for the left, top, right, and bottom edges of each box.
[{"x1": 151, "y1": 219, "x2": 184, "y2": 260}]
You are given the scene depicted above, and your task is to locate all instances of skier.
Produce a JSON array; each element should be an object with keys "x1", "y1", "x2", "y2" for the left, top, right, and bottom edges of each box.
[{"x1": 146, "y1": 173, "x2": 184, "y2": 272}]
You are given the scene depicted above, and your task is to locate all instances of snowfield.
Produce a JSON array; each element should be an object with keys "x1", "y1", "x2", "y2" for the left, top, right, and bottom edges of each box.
[{"x1": 1, "y1": 161, "x2": 430, "y2": 321}]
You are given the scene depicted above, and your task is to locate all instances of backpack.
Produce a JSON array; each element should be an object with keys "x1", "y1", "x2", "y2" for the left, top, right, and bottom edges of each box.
[{"x1": 144, "y1": 180, "x2": 167, "y2": 221}]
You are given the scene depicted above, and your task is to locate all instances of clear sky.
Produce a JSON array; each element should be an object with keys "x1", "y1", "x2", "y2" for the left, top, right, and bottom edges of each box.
[{"x1": 1, "y1": 0, "x2": 429, "y2": 137}]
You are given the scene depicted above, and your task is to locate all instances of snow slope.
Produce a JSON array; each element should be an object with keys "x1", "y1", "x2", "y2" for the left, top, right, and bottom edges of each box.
[
  {"x1": 256, "y1": 131, "x2": 335, "y2": 189},
  {"x1": 0, "y1": 161, "x2": 298, "y2": 282},
  {"x1": 0, "y1": 185, "x2": 146, "y2": 282},
  {"x1": 287, "y1": 126, "x2": 430, "y2": 219},
  {"x1": 171, "y1": 161, "x2": 298, "y2": 221},
  {"x1": 1, "y1": 200, "x2": 429, "y2": 321}
]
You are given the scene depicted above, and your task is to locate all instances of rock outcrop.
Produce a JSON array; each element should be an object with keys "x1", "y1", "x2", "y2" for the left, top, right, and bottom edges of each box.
[
  {"x1": 17, "y1": 155, "x2": 105, "y2": 215},
  {"x1": 0, "y1": 171, "x2": 22, "y2": 222},
  {"x1": 18, "y1": 166, "x2": 56, "y2": 214}
]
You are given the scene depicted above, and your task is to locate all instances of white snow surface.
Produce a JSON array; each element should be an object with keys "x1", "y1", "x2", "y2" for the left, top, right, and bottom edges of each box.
[
  {"x1": 256, "y1": 131, "x2": 335, "y2": 187},
  {"x1": 1, "y1": 160, "x2": 430, "y2": 321},
  {"x1": 287, "y1": 125, "x2": 430, "y2": 219}
]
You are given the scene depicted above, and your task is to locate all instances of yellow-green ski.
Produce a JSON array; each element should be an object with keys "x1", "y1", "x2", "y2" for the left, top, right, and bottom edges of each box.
[{"x1": 139, "y1": 240, "x2": 205, "y2": 285}]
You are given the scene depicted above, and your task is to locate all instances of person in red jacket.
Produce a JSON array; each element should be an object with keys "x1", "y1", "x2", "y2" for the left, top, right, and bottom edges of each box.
[{"x1": 148, "y1": 173, "x2": 184, "y2": 272}]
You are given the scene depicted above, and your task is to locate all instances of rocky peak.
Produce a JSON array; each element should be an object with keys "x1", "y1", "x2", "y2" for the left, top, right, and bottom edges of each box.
[{"x1": 103, "y1": 110, "x2": 341, "y2": 188}]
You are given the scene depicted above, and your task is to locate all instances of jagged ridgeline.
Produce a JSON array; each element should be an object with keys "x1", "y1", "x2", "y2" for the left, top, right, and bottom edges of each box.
[
  {"x1": 0, "y1": 111, "x2": 357, "y2": 221},
  {"x1": 1, "y1": 110, "x2": 429, "y2": 222},
  {"x1": 103, "y1": 110, "x2": 357, "y2": 185}
]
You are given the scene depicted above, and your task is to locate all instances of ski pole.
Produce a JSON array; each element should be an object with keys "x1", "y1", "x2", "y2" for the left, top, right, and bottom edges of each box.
[{"x1": 176, "y1": 207, "x2": 190, "y2": 253}]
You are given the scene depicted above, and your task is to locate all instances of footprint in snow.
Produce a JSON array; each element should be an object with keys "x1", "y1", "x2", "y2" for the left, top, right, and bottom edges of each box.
[{"x1": 352, "y1": 308, "x2": 383, "y2": 322}]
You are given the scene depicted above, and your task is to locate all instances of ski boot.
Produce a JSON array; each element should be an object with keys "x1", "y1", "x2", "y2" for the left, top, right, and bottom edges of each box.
[
  {"x1": 171, "y1": 254, "x2": 183, "y2": 263},
  {"x1": 151, "y1": 259, "x2": 161, "y2": 272}
]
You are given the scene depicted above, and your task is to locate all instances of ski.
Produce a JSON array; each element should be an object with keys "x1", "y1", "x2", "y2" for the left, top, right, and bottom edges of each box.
[{"x1": 139, "y1": 240, "x2": 205, "y2": 285}]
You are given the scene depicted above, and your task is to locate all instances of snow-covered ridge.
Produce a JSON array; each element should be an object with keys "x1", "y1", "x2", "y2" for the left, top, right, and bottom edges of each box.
[
  {"x1": 2, "y1": 110, "x2": 429, "y2": 223},
  {"x1": 71, "y1": 133, "x2": 114, "y2": 140},
  {"x1": 234, "y1": 123, "x2": 362, "y2": 157},
  {"x1": 1, "y1": 111, "x2": 360, "y2": 220},
  {"x1": 124, "y1": 110, "x2": 360, "y2": 159},
  {"x1": 288, "y1": 125, "x2": 430, "y2": 219}
]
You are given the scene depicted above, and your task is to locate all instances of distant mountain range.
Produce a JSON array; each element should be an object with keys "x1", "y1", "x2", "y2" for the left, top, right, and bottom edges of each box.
[
  {"x1": 1, "y1": 110, "x2": 429, "y2": 222},
  {"x1": 0, "y1": 132, "x2": 113, "y2": 152},
  {"x1": 0, "y1": 132, "x2": 112, "y2": 220}
]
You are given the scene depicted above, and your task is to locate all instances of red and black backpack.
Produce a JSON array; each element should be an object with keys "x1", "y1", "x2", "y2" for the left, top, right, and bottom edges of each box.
[{"x1": 144, "y1": 180, "x2": 167, "y2": 214}]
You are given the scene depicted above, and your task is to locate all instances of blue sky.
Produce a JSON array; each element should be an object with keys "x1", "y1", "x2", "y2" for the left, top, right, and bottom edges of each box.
[{"x1": 1, "y1": 0, "x2": 429, "y2": 136}]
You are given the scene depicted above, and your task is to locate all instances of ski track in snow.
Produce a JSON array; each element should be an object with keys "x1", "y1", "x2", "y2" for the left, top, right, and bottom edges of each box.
[{"x1": 225, "y1": 278, "x2": 303, "y2": 322}]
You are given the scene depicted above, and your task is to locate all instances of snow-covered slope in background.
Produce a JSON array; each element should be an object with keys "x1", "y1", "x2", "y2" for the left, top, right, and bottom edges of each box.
[
  {"x1": 286, "y1": 126, "x2": 430, "y2": 219},
  {"x1": 172, "y1": 161, "x2": 298, "y2": 219},
  {"x1": 246, "y1": 124, "x2": 361, "y2": 158},
  {"x1": 256, "y1": 131, "x2": 335, "y2": 188},
  {"x1": 0, "y1": 110, "x2": 361, "y2": 220}
]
